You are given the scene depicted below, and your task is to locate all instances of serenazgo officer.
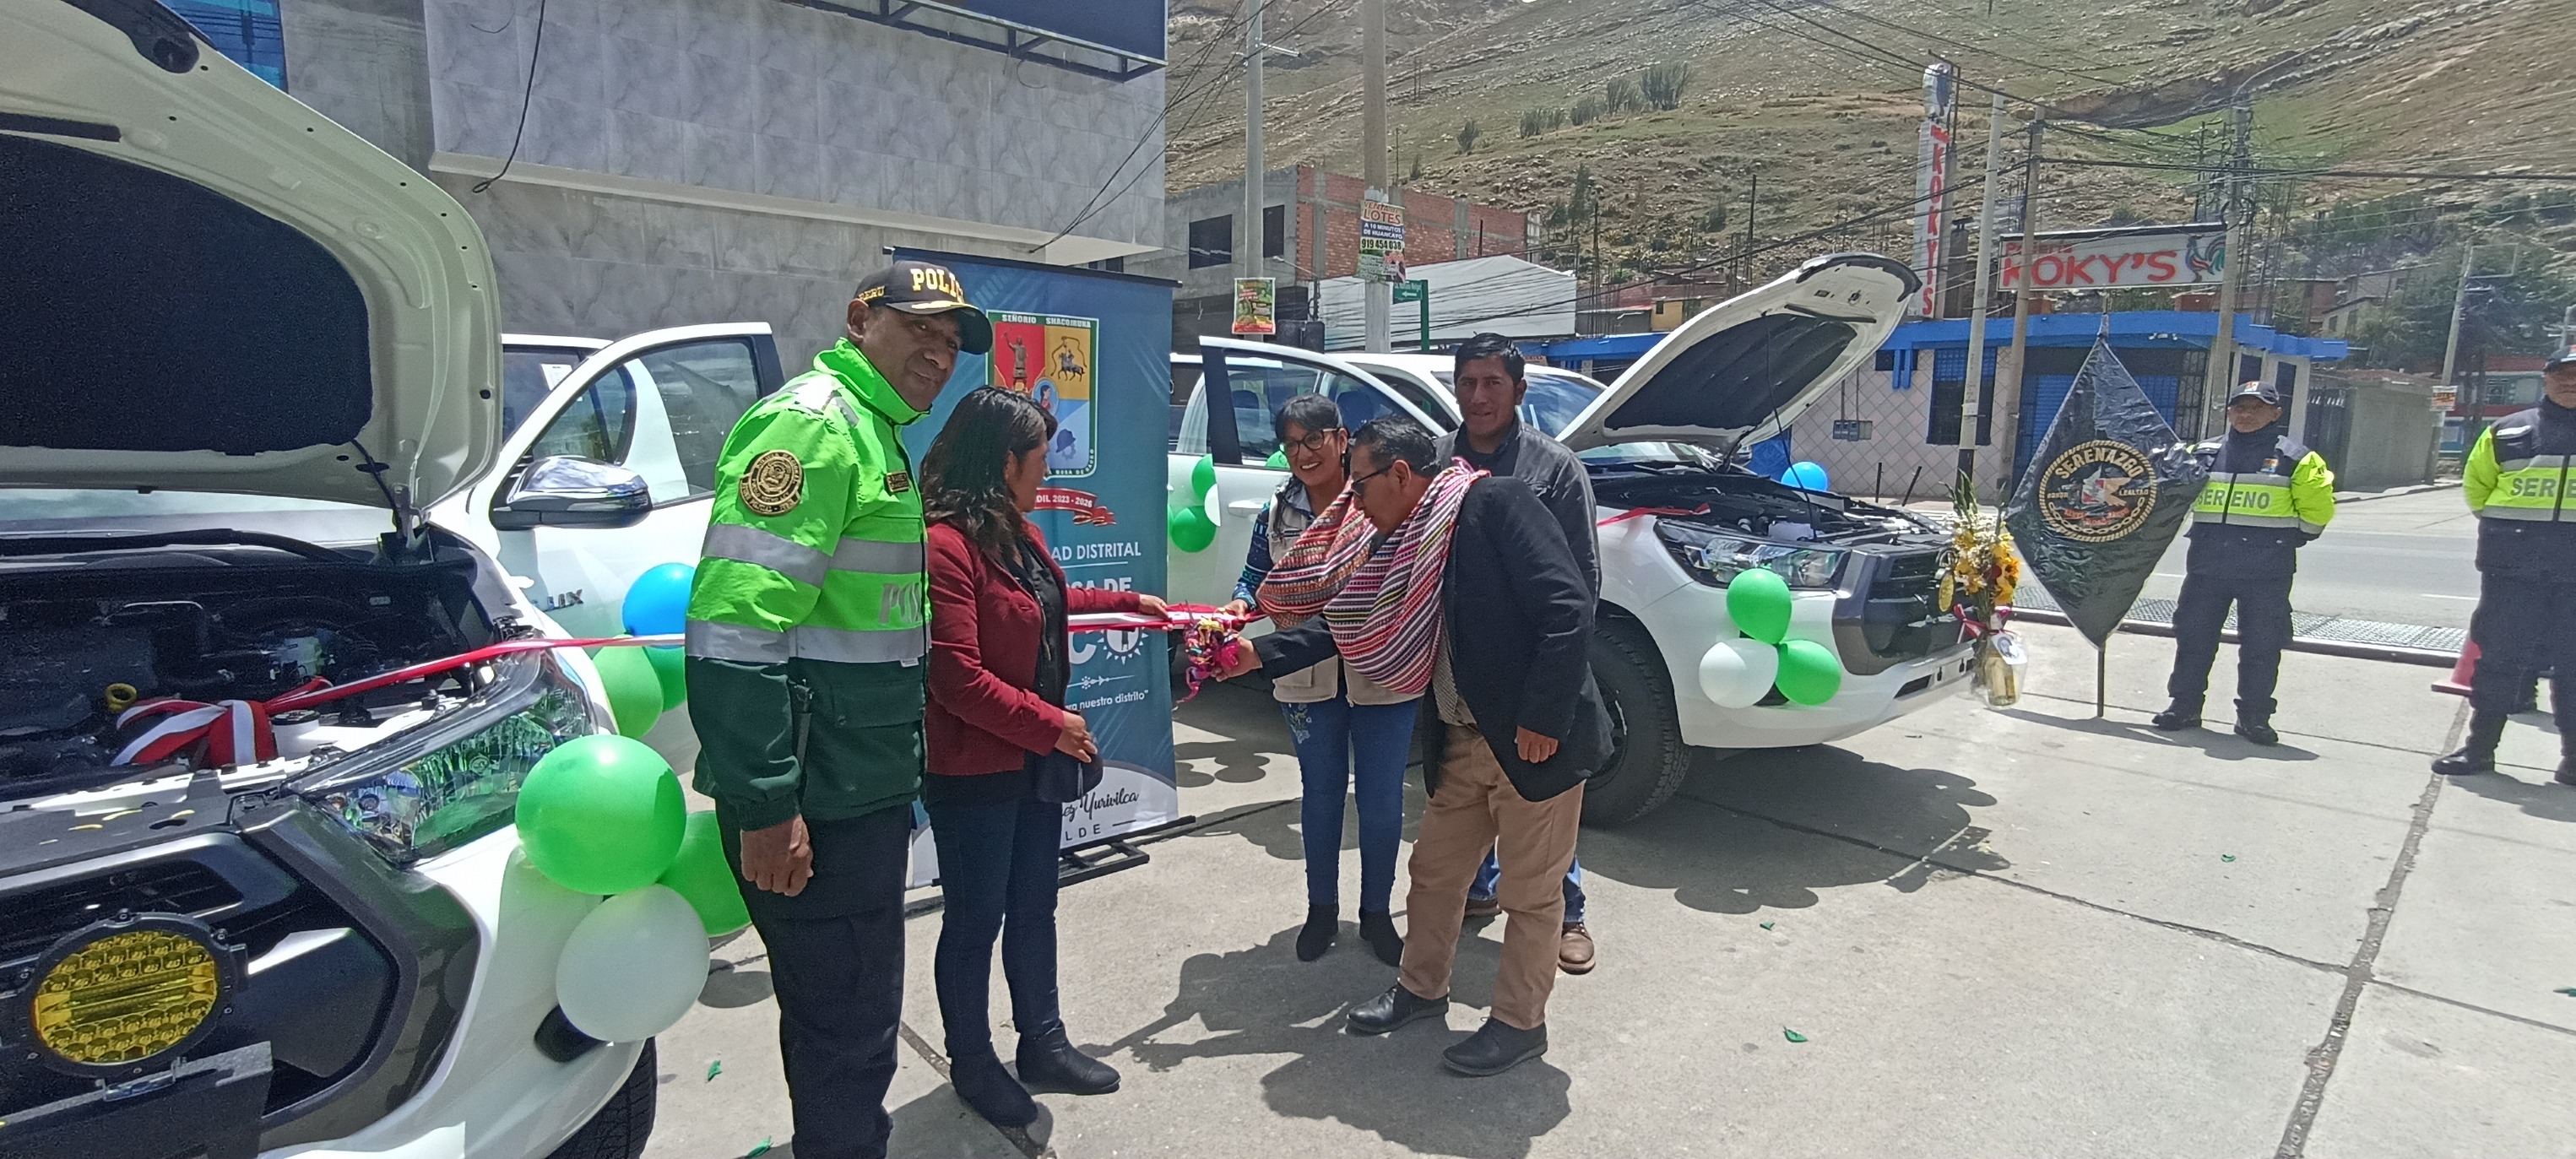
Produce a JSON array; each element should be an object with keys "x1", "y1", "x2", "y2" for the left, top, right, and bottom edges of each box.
[
  {"x1": 2434, "y1": 344, "x2": 2576, "y2": 786},
  {"x1": 684, "y1": 261, "x2": 991, "y2": 1159},
  {"x1": 2152, "y1": 380, "x2": 2336, "y2": 745}
]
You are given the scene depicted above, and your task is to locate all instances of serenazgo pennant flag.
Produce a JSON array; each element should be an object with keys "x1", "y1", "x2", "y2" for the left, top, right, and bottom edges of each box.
[{"x1": 2004, "y1": 336, "x2": 2208, "y2": 648}]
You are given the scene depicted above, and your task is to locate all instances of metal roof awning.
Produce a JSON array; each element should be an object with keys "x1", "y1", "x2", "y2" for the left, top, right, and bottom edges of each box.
[{"x1": 787, "y1": 0, "x2": 1166, "y2": 82}]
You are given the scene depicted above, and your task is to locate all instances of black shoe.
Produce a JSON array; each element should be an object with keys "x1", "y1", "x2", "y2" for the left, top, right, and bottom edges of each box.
[
  {"x1": 2233, "y1": 719, "x2": 2279, "y2": 746},
  {"x1": 951, "y1": 1050, "x2": 1037, "y2": 1128},
  {"x1": 2150, "y1": 704, "x2": 2201, "y2": 731},
  {"x1": 1441, "y1": 1018, "x2": 1548, "y2": 1077},
  {"x1": 1297, "y1": 905, "x2": 1337, "y2": 961},
  {"x1": 2556, "y1": 758, "x2": 2576, "y2": 788},
  {"x1": 1346, "y1": 984, "x2": 1448, "y2": 1036},
  {"x1": 1017, "y1": 1026, "x2": 1119, "y2": 1096},
  {"x1": 1463, "y1": 893, "x2": 1501, "y2": 920},
  {"x1": 1359, "y1": 910, "x2": 1404, "y2": 967},
  {"x1": 2432, "y1": 711, "x2": 2508, "y2": 777}
]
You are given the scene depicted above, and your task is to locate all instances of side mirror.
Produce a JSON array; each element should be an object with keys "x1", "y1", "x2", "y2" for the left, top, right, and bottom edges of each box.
[{"x1": 491, "y1": 455, "x2": 653, "y2": 530}]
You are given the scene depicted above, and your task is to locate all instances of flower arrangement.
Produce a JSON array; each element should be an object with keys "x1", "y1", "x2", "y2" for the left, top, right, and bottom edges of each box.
[{"x1": 1939, "y1": 473, "x2": 2025, "y2": 705}]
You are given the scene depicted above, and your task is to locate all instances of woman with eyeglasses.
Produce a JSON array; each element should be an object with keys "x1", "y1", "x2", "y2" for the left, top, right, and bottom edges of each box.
[{"x1": 1223, "y1": 394, "x2": 1418, "y2": 966}]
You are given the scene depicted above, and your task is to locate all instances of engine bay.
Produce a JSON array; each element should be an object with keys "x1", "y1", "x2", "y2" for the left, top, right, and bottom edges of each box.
[
  {"x1": 0, "y1": 544, "x2": 497, "y2": 796},
  {"x1": 1589, "y1": 460, "x2": 1942, "y2": 545}
]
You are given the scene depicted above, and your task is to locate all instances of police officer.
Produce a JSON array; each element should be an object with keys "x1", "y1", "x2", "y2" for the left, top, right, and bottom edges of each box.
[
  {"x1": 2151, "y1": 381, "x2": 2336, "y2": 745},
  {"x1": 2434, "y1": 344, "x2": 2576, "y2": 785},
  {"x1": 683, "y1": 261, "x2": 990, "y2": 1159}
]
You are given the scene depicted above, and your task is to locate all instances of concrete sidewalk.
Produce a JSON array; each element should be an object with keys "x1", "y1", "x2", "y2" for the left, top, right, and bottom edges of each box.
[{"x1": 643, "y1": 623, "x2": 2576, "y2": 1158}]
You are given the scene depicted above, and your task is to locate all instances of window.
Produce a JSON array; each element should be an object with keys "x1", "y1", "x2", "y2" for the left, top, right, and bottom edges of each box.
[
  {"x1": 1188, "y1": 215, "x2": 1233, "y2": 268},
  {"x1": 527, "y1": 368, "x2": 640, "y2": 468},
  {"x1": 1263, "y1": 204, "x2": 1286, "y2": 259},
  {"x1": 1927, "y1": 347, "x2": 1995, "y2": 447},
  {"x1": 502, "y1": 346, "x2": 596, "y2": 438},
  {"x1": 635, "y1": 339, "x2": 765, "y2": 496},
  {"x1": 1174, "y1": 352, "x2": 1398, "y2": 463}
]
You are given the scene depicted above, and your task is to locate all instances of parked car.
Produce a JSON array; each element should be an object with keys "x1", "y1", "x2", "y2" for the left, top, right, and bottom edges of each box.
[
  {"x1": 1169, "y1": 255, "x2": 1976, "y2": 824},
  {"x1": 0, "y1": 5, "x2": 694, "y2": 1156}
]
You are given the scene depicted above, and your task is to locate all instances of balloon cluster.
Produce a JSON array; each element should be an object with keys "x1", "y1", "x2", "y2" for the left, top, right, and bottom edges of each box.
[
  {"x1": 1169, "y1": 453, "x2": 1221, "y2": 553},
  {"x1": 592, "y1": 564, "x2": 696, "y2": 738},
  {"x1": 1695, "y1": 569, "x2": 1844, "y2": 707},
  {"x1": 516, "y1": 734, "x2": 751, "y2": 1043}
]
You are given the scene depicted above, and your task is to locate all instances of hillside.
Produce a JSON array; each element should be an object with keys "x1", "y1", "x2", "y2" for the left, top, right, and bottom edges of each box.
[{"x1": 1163, "y1": 0, "x2": 2575, "y2": 296}]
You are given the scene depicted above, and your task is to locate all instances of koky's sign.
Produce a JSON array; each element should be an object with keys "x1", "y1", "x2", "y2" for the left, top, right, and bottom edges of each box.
[{"x1": 1998, "y1": 225, "x2": 2226, "y2": 292}]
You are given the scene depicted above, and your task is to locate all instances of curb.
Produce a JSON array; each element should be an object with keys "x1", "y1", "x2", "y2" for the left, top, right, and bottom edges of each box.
[
  {"x1": 2333, "y1": 481, "x2": 2458, "y2": 504},
  {"x1": 2005, "y1": 607, "x2": 2458, "y2": 668}
]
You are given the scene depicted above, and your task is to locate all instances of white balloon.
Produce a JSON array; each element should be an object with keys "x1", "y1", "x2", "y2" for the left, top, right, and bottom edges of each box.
[
  {"x1": 556, "y1": 884, "x2": 711, "y2": 1043},
  {"x1": 1698, "y1": 638, "x2": 1781, "y2": 708}
]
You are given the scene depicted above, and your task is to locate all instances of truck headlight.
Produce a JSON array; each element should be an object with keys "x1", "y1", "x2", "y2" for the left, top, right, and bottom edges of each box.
[
  {"x1": 1657, "y1": 522, "x2": 1846, "y2": 589},
  {"x1": 292, "y1": 649, "x2": 597, "y2": 865}
]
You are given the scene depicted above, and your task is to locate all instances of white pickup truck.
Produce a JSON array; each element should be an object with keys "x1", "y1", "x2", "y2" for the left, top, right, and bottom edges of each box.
[{"x1": 1167, "y1": 255, "x2": 1977, "y2": 824}]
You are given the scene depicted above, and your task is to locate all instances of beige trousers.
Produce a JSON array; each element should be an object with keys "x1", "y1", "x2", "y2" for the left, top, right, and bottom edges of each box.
[{"x1": 1397, "y1": 723, "x2": 1585, "y2": 1030}]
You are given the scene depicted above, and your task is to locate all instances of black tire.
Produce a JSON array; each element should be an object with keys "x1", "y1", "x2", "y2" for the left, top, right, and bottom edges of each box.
[
  {"x1": 546, "y1": 1040, "x2": 658, "y2": 1159},
  {"x1": 1581, "y1": 620, "x2": 1689, "y2": 826}
]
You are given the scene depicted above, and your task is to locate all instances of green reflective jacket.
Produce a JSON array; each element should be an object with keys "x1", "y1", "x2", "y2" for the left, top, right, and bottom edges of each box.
[
  {"x1": 683, "y1": 340, "x2": 930, "y2": 831},
  {"x1": 2188, "y1": 436, "x2": 2336, "y2": 536}
]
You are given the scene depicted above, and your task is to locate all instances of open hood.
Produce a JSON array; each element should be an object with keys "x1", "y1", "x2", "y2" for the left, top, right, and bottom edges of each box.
[
  {"x1": 0, "y1": 0, "x2": 502, "y2": 512},
  {"x1": 1555, "y1": 253, "x2": 1917, "y2": 456}
]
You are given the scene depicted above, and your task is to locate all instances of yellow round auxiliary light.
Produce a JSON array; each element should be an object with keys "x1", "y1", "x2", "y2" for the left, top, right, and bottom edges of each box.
[{"x1": 27, "y1": 921, "x2": 227, "y2": 1070}]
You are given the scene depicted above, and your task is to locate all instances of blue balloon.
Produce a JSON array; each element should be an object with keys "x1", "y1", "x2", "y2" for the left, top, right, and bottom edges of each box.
[
  {"x1": 1782, "y1": 461, "x2": 1830, "y2": 492},
  {"x1": 622, "y1": 563, "x2": 697, "y2": 636}
]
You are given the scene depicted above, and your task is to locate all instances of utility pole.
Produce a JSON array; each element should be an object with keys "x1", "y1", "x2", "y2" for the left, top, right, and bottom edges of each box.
[
  {"x1": 1998, "y1": 118, "x2": 2042, "y2": 485},
  {"x1": 1240, "y1": 0, "x2": 1264, "y2": 295},
  {"x1": 2200, "y1": 100, "x2": 2253, "y2": 439},
  {"x1": 1361, "y1": 0, "x2": 1391, "y2": 352},
  {"x1": 1958, "y1": 91, "x2": 2007, "y2": 488},
  {"x1": 2440, "y1": 241, "x2": 2478, "y2": 387}
]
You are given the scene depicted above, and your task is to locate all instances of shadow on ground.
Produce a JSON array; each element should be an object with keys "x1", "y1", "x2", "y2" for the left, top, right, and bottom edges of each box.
[
  {"x1": 2451, "y1": 767, "x2": 2576, "y2": 823},
  {"x1": 1993, "y1": 708, "x2": 2320, "y2": 762},
  {"x1": 1579, "y1": 745, "x2": 2011, "y2": 914},
  {"x1": 1103, "y1": 925, "x2": 1568, "y2": 1159}
]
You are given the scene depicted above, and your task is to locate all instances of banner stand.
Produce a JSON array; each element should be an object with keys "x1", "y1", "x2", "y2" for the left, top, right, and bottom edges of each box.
[{"x1": 2096, "y1": 644, "x2": 2107, "y2": 719}]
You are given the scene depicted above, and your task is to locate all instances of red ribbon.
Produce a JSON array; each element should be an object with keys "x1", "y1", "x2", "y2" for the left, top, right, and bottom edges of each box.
[{"x1": 1597, "y1": 504, "x2": 1709, "y2": 528}]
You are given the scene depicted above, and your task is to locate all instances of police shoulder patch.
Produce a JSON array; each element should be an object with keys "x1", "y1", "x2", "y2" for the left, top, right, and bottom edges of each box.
[{"x1": 740, "y1": 449, "x2": 805, "y2": 515}]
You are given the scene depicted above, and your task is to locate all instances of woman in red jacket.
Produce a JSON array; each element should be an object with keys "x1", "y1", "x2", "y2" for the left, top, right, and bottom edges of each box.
[{"x1": 920, "y1": 387, "x2": 1163, "y2": 1127}]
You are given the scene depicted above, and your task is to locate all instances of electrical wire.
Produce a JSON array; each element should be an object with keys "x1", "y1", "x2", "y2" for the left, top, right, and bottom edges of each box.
[
  {"x1": 2047, "y1": 158, "x2": 2576, "y2": 182},
  {"x1": 1800, "y1": 0, "x2": 2129, "y2": 85},
  {"x1": 469, "y1": 0, "x2": 548, "y2": 194}
]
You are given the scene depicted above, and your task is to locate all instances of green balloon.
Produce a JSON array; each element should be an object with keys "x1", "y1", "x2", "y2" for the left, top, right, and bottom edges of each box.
[
  {"x1": 1264, "y1": 447, "x2": 1288, "y2": 470},
  {"x1": 1775, "y1": 638, "x2": 1845, "y2": 706},
  {"x1": 517, "y1": 734, "x2": 686, "y2": 894},
  {"x1": 658, "y1": 811, "x2": 751, "y2": 936},
  {"x1": 644, "y1": 645, "x2": 687, "y2": 712},
  {"x1": 1190, "y1": 452, "x2": 1218, "y2": 499},
  {"x1": 1169, "y1": 505, "x2": 1217, "y2": 552},
  {"x1": 591, "y1": 647, "x2": 663, "y2": 738},
  {"x1": 1726, "y1": 568, "x2": 1795, "y2": 644}
]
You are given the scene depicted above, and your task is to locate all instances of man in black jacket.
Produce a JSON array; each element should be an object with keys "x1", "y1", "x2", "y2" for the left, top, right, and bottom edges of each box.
[
  {"x1": 1223, "y1": 417, "x2": 1611, "y2": 1077},
  {"x1": 1433, "y1": 333, "x2": 1602, "y2": 975}
]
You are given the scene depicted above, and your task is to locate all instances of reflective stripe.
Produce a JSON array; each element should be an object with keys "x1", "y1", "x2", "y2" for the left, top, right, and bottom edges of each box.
[
  {"x1": 2492, "y1": 453, "x2": 2570, "y2": 474},
  {"x1": 701, "y1": 523, "x2": 832, "y2": 588},
  {"x1": 687, "y1": 619, "x2": 792, "y2": 663},
  {"x1": 832, "y1": 537, "x2": 925, "y2": 573},
  {"x1": 2481, "y1": 505, "x2": 2562, "y2": 522},
  {"x1": 831, "y1": 395, "x2": 863, "y2": 428},
  {"x1": 790, "y1": 623, "x2": 930, "y2": 663},
  {"x1": 2192, "y1": 471, "x2": 2296, "y2": 527},
  {"x1": 684, "y1": 618, "x2": 927, "y2": 663},
  {"x1": 2298, "y1": 519, "x2": 2327, "y2": 535}
]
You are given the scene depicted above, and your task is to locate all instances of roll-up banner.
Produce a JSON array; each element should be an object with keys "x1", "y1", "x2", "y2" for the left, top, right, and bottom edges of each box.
[{"x1": 896, "y1": 250, "x2": 1179, "y2": 885}]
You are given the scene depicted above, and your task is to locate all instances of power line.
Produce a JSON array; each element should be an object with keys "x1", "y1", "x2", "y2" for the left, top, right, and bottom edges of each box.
[
  {"x1": 1800, "y1": 0, "x2": 2127, "y2": 86},
  {"x1": 2047, "y1": 158, "x2": 2576, "y2": 182}
]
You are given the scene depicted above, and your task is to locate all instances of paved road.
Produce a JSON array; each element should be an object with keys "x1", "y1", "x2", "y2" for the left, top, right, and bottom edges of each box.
[
  {"x1": 2133, "y1": 485, "x2": 2480, "y2": 630},
  {"x1": 642, "y1": 623, "x2": 2576, "y2": 1159}
]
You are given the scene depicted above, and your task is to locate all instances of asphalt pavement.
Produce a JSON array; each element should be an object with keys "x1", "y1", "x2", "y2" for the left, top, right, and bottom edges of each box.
[
  {"x1": 640, "y1": 621, "x2": 2576, "y2": 1159},
  {"x1": 2132, "y1": 484, "x2": 2479, "y2": 631}
]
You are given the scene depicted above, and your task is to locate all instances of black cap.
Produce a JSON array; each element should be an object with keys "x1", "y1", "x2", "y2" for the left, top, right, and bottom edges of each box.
[
  {"x1": 2227, "y1": 380, "x2": 2283, "y2": 408},
  {"x1": 2546, "y1": 345, "x2": 2576, "y2": 370},
  {"x1": 854, "y1": 261, "x2": 992, "y2": 355}
]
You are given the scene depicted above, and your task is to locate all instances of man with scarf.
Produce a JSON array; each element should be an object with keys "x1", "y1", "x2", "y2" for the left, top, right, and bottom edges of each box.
[{"x1": 1222, "y1": 416, "x2": 1612, "y2": 1077}]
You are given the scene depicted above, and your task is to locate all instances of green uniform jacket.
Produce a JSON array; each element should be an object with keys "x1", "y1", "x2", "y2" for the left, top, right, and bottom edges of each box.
[{"x1": 683, "y1": 340, "x2": 930, "y2": 831}]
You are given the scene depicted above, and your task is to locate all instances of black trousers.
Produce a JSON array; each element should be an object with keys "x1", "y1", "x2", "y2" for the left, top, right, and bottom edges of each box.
[
  {"x1": 2167, "y1": 571, "x2": 2295, "y2": 720},
  {"x1": 722, "y1": 804, "x2": 912, "y2": 1159},
  {"x1": 2467, "y1": 574, "x2": 2576, "y2": 734}
]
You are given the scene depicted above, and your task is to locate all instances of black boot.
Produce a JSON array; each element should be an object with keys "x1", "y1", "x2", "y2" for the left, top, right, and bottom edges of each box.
[
  {"x1": 1441, "y1": 1018, "x2": 1548, "y2": 1076},
  {"x1": 1358, "y1": 909, "x2": 1403, "y2": 967},
  {"x1": 2558, "y1": 756, "x2": 2576, "y2": 788},
  {"x1": 1017, "y1": 1026, "x2": 1119, "y2": 1096},
  {"x1": 2151, "y1": 701, "x2": 2202, "y2": 730},
  {"x1": 950, "y1": 1050, "x2": 1038, "y2": 1128},
  {"x1": 2233, "y1": 718, "x2": 2280, "y2": 746},
  {"x1": 1296, "y1": 905, "x2": 1337, "y2": 961},
  {"x1": 1346, "y1": 984, "x2": 1448, "y2": 1036},
  {"x1": 2432, "y1": 712, "x2": 2507, "y2": 777}
]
